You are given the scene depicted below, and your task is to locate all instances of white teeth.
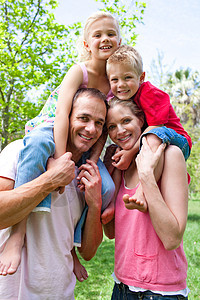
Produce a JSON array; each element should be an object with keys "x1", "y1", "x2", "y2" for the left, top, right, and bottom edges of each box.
[
  {"x1": 80, "y1": 134, "x2": 91, "y2": 140},
  {"x1": 100, "y1": 46, "x2": 111, "y2": 49},
  {"x1": 119, "y1": 136, "x2": 130, "y2": 141}
]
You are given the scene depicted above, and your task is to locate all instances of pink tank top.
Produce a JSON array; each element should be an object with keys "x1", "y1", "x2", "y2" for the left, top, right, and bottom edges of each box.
[
  {"x1": 114, "y1": 173, "x2": 188, "y2": 292},
  {"x1": 79, "y1": 63, "x2": 113, "y2": 100}
]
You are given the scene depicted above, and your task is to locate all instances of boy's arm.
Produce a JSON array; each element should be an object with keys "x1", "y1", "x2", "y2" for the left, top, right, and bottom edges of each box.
[{"x1": 54, "y1": 65, "x2": 83, "y2": 159}]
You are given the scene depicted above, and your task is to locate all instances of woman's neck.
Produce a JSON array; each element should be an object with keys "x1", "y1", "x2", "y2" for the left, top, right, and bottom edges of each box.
[{"x1": 124, "y1": 160, "x2": 139, "y2": 189}]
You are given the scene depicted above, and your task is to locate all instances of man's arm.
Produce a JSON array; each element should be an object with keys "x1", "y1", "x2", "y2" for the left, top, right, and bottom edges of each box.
[
  {"x1": 78, "y1": 160, "x2": 103, "y2": 261},
  {"x1": 0, "y1": 152, "x2": 75, "y2": 229}
]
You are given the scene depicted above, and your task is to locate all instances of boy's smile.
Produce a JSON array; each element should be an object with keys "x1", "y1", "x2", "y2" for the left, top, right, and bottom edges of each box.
[{"x1": 108, "y1": 63, "x2": 145, "y2": 100}]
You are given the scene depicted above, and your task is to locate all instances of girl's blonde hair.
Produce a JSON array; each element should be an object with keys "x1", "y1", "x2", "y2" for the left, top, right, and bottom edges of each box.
[
  {"x1": 77, "y1": 11, "x2": 121, "y2": 62},
  {"x1": 107, "y1": 45, "x2": 143, "y2": 77}
]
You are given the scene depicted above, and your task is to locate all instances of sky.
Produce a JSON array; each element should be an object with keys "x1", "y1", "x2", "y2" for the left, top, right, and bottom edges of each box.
[{"x1": 54, "y1": 0, "x2": 200, "y2": 74}]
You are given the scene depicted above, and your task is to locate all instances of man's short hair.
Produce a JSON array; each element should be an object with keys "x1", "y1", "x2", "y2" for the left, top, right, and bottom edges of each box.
[
  {"x1": 71, "y1": 88, "x2": 108, "y2": 117},
  {"x1": 73, "y1": 88, "x2": 107, "y2": 105}
]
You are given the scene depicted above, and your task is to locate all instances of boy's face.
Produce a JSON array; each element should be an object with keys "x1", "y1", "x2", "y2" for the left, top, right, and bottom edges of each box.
[{"x1": 108, "y1": 63, "x2": 145, "y2": 100}]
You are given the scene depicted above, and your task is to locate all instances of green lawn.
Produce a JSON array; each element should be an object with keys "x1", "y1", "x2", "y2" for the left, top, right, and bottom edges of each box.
[{"x1": 75, "y1": 199, "x2": 200, "y2": 300}]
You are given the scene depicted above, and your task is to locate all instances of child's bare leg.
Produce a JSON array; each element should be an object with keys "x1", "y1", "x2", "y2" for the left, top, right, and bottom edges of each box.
[
  {"x1": 71, "y1": 247, "x2": 88, "y2": 282},
  {"x1": 0, "y1": 217, "x2": 27, "y2": 276}
]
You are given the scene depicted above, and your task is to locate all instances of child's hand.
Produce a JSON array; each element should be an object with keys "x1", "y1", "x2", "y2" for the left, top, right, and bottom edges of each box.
[
  {"x1": 103, "y1": 144, "x2": 118, "y2": 175},
  {"x1": 112, "y1": 149, "x2": 133, "y2": 170},
  {"x1": 101, "y1": 201, "x2": 115, "y2": 225}
]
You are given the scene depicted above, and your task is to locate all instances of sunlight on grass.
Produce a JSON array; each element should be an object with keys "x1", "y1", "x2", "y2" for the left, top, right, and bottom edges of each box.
[{"x1": 75, "y1": 199, "x2": 200, "y2": 300}]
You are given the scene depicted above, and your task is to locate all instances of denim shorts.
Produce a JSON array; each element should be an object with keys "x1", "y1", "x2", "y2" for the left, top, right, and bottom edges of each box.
[
  {"x1": 141, "y1": 126, "x2": 190, "y2": 160},
  {"x1": 111, "y1": 283, "x2": 188, "y2": 300}
]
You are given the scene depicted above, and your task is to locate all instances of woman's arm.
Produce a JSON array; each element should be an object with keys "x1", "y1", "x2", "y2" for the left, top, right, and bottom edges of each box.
[
  {"x1": 54, "y1": 64, "x2": 83, "y2": 158},
  {"x1": 136, "y1": 138, "x2": 188, "y2": 250}
]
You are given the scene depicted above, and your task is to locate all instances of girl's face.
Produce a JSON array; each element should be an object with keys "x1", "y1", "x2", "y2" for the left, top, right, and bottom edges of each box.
[
  {"x1": 107, "y1": 104, "x2": 143, "y2": 150},
  {"x1": 84, "y1": 17, "x2": 121, "y2": 61}
]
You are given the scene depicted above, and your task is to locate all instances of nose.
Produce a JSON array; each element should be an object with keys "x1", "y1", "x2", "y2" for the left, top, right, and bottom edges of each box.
[
  {"x1": 85, "y1": 121, "x2": 96, "y2": 134},
  {"x1": 101, "y1": 34, "x2": 110, "y2": 43},
  {"x1": 118, "y1": 79, "x2": 126, "y2": 88},
  {"x1": 117, "y1": 124, "x2": 125, "y2": 135}
]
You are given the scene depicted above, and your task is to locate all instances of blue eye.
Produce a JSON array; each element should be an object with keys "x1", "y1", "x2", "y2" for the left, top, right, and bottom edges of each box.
[
  {"x1": 108, "y1": 124, "x2": 116, "y2": 131},
  {"x1": 123, "y1": 118, "x2": 131, "y2": 124}
]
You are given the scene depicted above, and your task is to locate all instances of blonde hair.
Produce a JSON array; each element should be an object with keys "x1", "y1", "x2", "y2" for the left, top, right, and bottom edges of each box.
[
  {"x1": 107, "y1": 45, "x2": 143, "y2": 77},
  {"x1": 77, "y1": 11, "x2": 121, "y2": 62}
]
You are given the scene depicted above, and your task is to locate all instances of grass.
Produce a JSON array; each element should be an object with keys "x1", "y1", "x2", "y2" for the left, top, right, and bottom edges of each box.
[{"x1": 74, "y1": 199, "x2": 200, "y2": 300}]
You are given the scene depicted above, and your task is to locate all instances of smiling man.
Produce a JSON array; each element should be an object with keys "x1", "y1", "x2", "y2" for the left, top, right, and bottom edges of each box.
[{"x1": 0, "y1": 88, "x2": 108, "y2": 300}]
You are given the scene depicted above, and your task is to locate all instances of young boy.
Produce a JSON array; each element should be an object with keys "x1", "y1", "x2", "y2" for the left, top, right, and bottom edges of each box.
[{"x1": 105, "y1": 45, "x2": 192, "y2": 208}]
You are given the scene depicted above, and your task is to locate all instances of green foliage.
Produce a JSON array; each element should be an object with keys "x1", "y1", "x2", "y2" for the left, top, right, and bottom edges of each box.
[
  {"x1": 149, "y1": 54, "x2": 200, "y2": 197},
  {"x1": 96, "y1": 0, "x2": 146, "y2": 45},
  {"x1": 164, "y1": 68, "x2": 200, "y2": 196},
  {"x1": 0, "y1": 0, "x2": 146, "y2": 150},
  {"x1": 0, "y1": 0, "x2": 81, "y2": 150}
]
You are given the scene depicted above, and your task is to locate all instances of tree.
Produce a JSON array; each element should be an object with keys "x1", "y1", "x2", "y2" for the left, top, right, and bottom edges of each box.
[
  {"x1": 0, "y1": 0, "x2": 146, "y2": 150},
  {"x1": 165, "y1": 68, "x2": 200, "y2": 197},
  {"x1": 148, "y1": 50, "x2": 175, "y2": 88},
  {"x1": 97, "y1": 0, "x2": 146, "y2": 45},
  {"x1": 166, "y1": 68, "x2": 200, "y2": 127},
  {"x1": 0, "y1": 0, "x2": 81, "y2": 150}
]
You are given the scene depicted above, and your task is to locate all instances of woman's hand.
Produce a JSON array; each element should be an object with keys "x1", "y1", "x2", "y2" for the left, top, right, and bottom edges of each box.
[{"x1": 136, "y1": 137, "x2": 166, "y2": 180}]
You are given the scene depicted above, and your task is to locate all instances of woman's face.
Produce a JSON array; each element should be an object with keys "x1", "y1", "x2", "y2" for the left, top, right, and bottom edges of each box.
[{"x1": 107, "y1": 104, "x2": 143, "y2": 150}]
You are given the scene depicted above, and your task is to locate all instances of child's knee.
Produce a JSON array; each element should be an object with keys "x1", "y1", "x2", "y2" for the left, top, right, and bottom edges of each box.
[
  {"x1": 143, "y1": 133, "x2": 162, "y2": 152},
  {"x1": 24, "y1": 130, "x2": 55, "y2": 156}
]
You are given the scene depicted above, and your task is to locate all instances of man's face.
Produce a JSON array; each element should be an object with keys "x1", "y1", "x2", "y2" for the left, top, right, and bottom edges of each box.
[{"x1": 68, "y1": 94, "x2": 107, "y2": 161}]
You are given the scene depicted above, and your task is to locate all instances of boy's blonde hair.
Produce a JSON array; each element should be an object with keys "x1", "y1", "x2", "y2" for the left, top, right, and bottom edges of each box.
[
  {"x1": 107, "y1": 45, "x2": 143, "y2": 77},
  {"x1": 77, "y1": 11, "x2": 121, "y2": 62}
]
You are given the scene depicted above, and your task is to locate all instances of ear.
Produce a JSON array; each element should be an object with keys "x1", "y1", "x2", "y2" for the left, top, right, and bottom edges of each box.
[
  {"x1": 118, "y1": 38, "x2": 122, "y2": 46},
  {"x1": 83, "y1": 40, "x2": 91, "y2": 53},
  {"x1": 139, "y1": 72, "x2": 145, "y2": 84},
  {"x1": 139, "y1": 116, "x2": 145, "y2": 129}
]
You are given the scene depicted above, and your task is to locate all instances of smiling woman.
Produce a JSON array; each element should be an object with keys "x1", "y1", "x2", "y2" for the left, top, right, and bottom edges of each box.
[
  {"x1": 107, "y1": 99, "x2": 145, "y2": 151},
  {"x1": 104, "y1": 97, "x2": 190, "y2": 299}
]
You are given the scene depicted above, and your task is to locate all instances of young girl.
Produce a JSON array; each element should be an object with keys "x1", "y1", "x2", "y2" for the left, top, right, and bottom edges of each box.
[{"x1": 0, "y1": 11, "x2": 121, "y2": 279}]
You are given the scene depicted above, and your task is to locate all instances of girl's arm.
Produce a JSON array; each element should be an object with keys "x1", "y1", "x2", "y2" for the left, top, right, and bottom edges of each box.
[
  {"x1": 136, "y1": 138, "x2": 188, "y2": 250},
  {"x1": 54, "y1": 64, "x2": 83, "y2": 158}
]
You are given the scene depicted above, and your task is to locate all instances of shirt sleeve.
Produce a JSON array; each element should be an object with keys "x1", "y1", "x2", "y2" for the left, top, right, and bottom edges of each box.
[
  {"x1": 0, "y1": 140, "x2": 23, "y2": 181},
  {"x1": 135, "y1": 82, "x2": 170, "y2": 126}
]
